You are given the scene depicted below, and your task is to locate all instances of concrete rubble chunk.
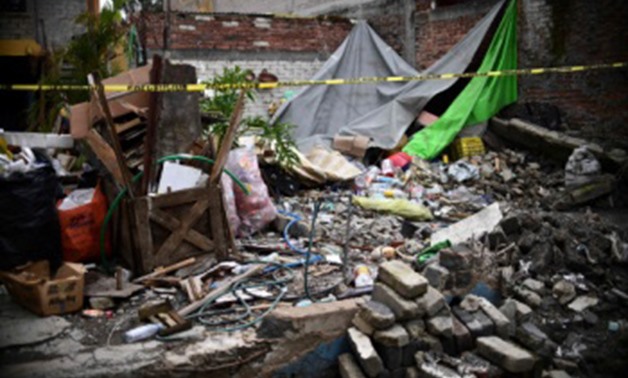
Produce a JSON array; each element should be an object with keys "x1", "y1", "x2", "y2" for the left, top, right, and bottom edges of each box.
[
  {"x1": 552, "y1": 280, "x2": 577, "y2": 305},
  {"x1": 516, "y1": 322, "x2": 549, "y2": 350},
  {"x1": 426, "y1": 315, "x2": 453, "y2": 338},
  {"x1": 348, "y1": 327, "x2": 385, "y2": 378},
  {"x1": 515, "y1": 286, "x2": 542, "y2": 308},
  {"x1": 373, "y1": 324, "x2": 410, "y2": 348},
  {"x1": 373, "y1": 343, "x2": 403, "y2": 371},
  {"x1": 372, "y1": 282, "x2": 420, "y2": 320},
  {"x1": 460, "y1": 295, "x2": 482, "y2": 312},
  {"x1": 378, "y1": 260, "x2": 428, "y2": 299},
  {"x1": 422, "y1": 263, "x2": 450, "y2": 291},
  {"x1": 477, "y1": 336, "x2": 536, "y2": 373},
  {"x1": 419, "y1": 363, "x2": 462, "y2": 378},
  {"x1": 353, "y1": 314, "x2": 375, "y2": 336},
  {"x1": 523, "y1": 278, "x2": 545, "y2": 293},
  {"x1": 452, "y1": 316, "x2": 473, "y2": 353},
  {"x1": 416, "y1": 286, "x2": 447, "y2": 317},
  {"x1": 476, "y1": 297, "x2": 512, "y2": 339},
  {"x1": 500, "y1": 298, "x2": 532, "y2": 323},
  {"x1": 453, "y1": 306, "x2": 494, "y2": 338},
  {"x1": 339, "y1": 353, "x2": 367, "y2": 378},
  {"x1": 567, "y1": 295, "x2": 599, "y2": 312},
  {"x1": 358, "y1": 300, "x2": 396, "y2": 329},
  {"x1": 403, "y1": 319, "x2": 425, "y2": 340}
]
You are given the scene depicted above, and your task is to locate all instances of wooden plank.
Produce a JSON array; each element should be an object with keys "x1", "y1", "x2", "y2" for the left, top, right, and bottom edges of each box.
[
  {"x1": 150, "y1": 187, "x2": 208, "y2": 208},
  {"x1": 84, "y1": 129, "x2": 125, "y2": 185},
  {"x1": 178, "y1": 264, "x2": 265, "y2": 317},
  {"x1": 134, "y1": 257, "x2": 196, "y2": 283},
  {"x1": 88, "y1": 72, "x2": 135, "y2": 197},
  {"x1": 115, "y1": 117, "x2": 143, "y2": 134},
  {"x1": 133, "y1": 197, "x2": 154, "y2": 274},
  {"x1": 208, "y1": 182, "x2": 229, "y2": 260},
  {"x1": 141, "y1": 55, "x2": 163, "y2": 195},
  {"x1": 155, "y1": 197, "x2": 210, "y2": 257},
  {"x1": 150, "y1": 208, "x2": 214, "y2": 251},
  {"x1": 209, "y1": 90, "x2": 246, "y2": 184}
]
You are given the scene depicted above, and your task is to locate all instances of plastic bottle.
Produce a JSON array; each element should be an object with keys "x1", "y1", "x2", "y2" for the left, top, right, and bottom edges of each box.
[
  {"x1": 354, "y1": 166, "x2": 380, "y2": 192},
  {"x1": 124, "y1": 323, "x2": 165, "y2": 343},
  {"x1": 381, "y1": 159, "x2": 395, "y2": 177}
]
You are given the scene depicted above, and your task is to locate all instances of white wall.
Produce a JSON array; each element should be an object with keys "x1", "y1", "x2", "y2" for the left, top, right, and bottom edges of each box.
[
  {"x1": 212, "y1": 0, "x2": 379, "y2": 16},
  {"x1": 175, "y1": 58, "x2": 325, "y2": 118}
]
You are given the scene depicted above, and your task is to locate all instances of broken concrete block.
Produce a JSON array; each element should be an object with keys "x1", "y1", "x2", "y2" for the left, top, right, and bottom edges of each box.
[
  {"x1": 418, "y1": 363, "x2": 462, "y2": 378},
  {"x1": 402, "y1": 319, "x2": 425, "y2": 340},
  {"x1": 358, "y1": 300, "x2": 395, "y2": 330},
  {"x1": 422, "y1": 263, "x2": 450, "y2": 291},
  {"x1": 452, "y1": 316, "x2": 473, "y2": 353},
  {"x1": 372, "y1": 283, "x2": 420, "y2": 320},
  {"x1": 373, "y1": 324, "x2": 410, "y2": 348},
  {"x1": 477, "y1": 336, "x2": 536, "y2": 373},
  {"x1": 500, "y1": 298, "x2": 532, "y2": 324},
  {"x1": 348, "y1": 327, "x2": 384, "y2": 378},
  {"x1": 377, "y1": 260, "x2": 428, "y2": 299},
  {"x1": 514, "y1": 286, "x2": 542, "y2": 308},
  {"x1": 516, "y1": 322, "x2": 548, "y2": 350},
  {"x1": 339, "y1": 353, "x2": 367, "y2": 378},
  {"x1": 415, "y1": 286, "x2": 447, "y2": 317},
  {"x1": 438, "y1": 245, "x2": 474, "y2": 272},
  {"x1": 523, "y1": 278, "x2": 545, "y2": 293},
  {"x1": 460, "y1": 352, "x2": 504, "y2": 378},
  {"x1": 426, "y1": 315, "x2": 453, "y2": 338},
  {"x1": 568, "y1": 295, "x2": 599, "y2": 312},
  {"x1": 459, "y1": 295, "x2": 482, "y2": 312},
  {"x1": 552, "y1": 280, "x2": 576, "y2": 305},
  {"x1": 477, "y1": 297, "x2": 511, "y2": 339},
  {"x1": 453, "y1": 306, "x2": 494, "y2": 338},
  {"x1": 352, "y1": 314, "x2": 375, "y2": 336}
]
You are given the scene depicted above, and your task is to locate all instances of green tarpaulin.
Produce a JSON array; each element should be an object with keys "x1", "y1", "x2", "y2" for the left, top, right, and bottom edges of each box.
[{"x1": 403, "y1": 0, "x2": 518, "y2": 159}]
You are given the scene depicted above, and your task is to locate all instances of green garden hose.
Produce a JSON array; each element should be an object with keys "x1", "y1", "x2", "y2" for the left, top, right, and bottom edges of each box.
[{"x1": 99, "y1": 155, "x2": 248, "y2": 271}]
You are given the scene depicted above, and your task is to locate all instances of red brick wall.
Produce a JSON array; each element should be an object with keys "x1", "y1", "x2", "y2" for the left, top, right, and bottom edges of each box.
[{"x1": 139, "y1": 13, "x2": 352, "y2": 53}]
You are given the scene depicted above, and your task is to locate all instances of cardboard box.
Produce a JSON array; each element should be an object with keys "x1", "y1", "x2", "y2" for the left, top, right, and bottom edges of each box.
[
  {"x1": 70, "y1": 65, "x2": 152, "y2": 139},
  {"x1": 0, "y1": 261, "x2": 86, "y2": 316}
]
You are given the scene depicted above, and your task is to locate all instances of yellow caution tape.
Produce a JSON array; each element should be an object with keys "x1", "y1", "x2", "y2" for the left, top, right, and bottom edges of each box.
[{"x1": 0, "y1": 62, "x2": 625, "y2": 92}]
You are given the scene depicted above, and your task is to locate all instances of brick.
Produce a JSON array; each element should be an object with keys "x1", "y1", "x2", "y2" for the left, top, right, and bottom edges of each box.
[
  {"x1": 415, "y1": 286, "x2": 446, "y2": 317},
  {"x1": 373, "y1": 324, "x2": 409, "y2": 348},
  {"x1": 499, "y1": 298, "x2": 533, "y2": 323},
  {"x1": 422, "y1": 263, "x2": 450, "y2": 291},
  {"x1": 358, "y1": 301, "x2": 396, "y2": 330},
  {"x1": 352, "y1": 314, "x2": 375, "y2": 336},
  {"x1": 476, "y1": 297, "x2": 511, "y2": 339},
  {"x1": 348, "y1": 327, "x2": 384, "y2": 378},
  {"x1": 477, "y1": 336, "x2": 536, "y2": 373},
  {"x1": 451, "y1": 316, "x2": 473, "y2": 353},
  {"x1": 523, "y1": 278, "x2": 545, "y2": 293},
  {"x1": 452, "y1": 307, "x2": 494, "y2": 338},
  {"x1": 374, "y1": 343, "x2": 403, "y2": 371},
  {"x1": 514, "y1": 286, "x2": 542, "y2": 308},
  {"x1": 426, "y1": 315, "x2": 453, "y2": 338},
  {"x1": 418, "y1": 363, "x2": 462, "y2": 378},
  {"x1": 377, "y1": 260, "x2": 428, "y2": 299},
  {"x1": 339, "y1": 353, "x2": 367, "y2": 378},
  {"x1": 402, "y1": 319, "x2": 425, "y2": 340},
  {"x1": 439, "y1": 244, "x2": 474, "y2": 271},
  {"x1": 372, "y1": 283, "x2": 420, "y2": 321}
]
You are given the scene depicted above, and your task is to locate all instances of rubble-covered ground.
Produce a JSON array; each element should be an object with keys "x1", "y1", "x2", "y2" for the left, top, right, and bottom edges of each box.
[{"x1": 1, "y1": 144, "x2": 627, "y2": 378}]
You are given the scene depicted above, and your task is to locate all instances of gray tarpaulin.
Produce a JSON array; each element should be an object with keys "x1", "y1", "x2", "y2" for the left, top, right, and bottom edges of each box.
[{"x1": 274, "y1": 0, "x2": 505, "y2": 153}]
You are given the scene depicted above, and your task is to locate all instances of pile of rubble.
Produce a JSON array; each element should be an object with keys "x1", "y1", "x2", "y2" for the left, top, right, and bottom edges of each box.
[{"x1": 341, "y1": 260, "x2": 540, "y2": 377}]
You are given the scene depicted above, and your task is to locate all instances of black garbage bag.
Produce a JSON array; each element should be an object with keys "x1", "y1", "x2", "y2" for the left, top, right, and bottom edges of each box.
[{"x1": 0, "y1": 150, "x2": 62, "y2": 271}]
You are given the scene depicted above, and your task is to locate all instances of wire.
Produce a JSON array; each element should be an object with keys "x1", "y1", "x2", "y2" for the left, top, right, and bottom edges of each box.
[{"x1": 304, "y1": 198, "x2": 323, "y2": 301}]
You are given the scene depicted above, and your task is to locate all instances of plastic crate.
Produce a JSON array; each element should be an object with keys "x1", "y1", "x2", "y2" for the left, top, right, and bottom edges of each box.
[
  {"x1": 450, "y1": 137, "x2": 485, "y2": 160},
  {"x1": 0, "y1": 260, "x2": 85, "y2": 316}
]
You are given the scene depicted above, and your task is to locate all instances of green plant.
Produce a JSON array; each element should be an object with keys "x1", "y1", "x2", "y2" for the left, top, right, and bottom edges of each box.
[{"x1": 200, "y1": 66, "x2": 299, "y2": 167}]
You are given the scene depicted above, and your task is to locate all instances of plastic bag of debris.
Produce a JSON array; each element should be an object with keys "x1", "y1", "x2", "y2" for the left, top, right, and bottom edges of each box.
[
  {"x1": 565, "y1": 145, "x2": 601, "y2": 187},
  {"x1": 220, "y1": 173, "x2": 240, "y2": 237},
  {"x1": 0, "y1": 149, "x2": 63, "y2": 271},
  {"x1": 226, "y1": 148, "x2": 277, "y2": 236}
]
